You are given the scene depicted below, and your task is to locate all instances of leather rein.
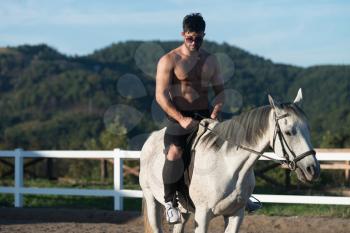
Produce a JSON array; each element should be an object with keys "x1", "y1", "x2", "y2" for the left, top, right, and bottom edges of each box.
[{"x1": 195, "y1": 109, "x2": 316, "y2": 171}]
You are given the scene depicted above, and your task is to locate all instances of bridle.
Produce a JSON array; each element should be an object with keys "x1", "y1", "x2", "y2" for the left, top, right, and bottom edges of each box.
[
  {"x1": 270, "y1": 110, "x2": 316, "y2": 171},
  {"x1": 195, "y1": 108, "x2": 316, "y2": 171}
]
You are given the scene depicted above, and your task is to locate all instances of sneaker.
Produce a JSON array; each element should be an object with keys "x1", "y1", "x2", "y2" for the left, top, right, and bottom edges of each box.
[{"x1": 164, "y1": 201, "x2": 181, "y2": 224}]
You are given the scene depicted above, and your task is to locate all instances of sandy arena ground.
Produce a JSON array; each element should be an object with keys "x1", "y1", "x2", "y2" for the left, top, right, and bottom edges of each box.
[{"x1": 0, "y1": 208, "x2": 349, "y2": 233}]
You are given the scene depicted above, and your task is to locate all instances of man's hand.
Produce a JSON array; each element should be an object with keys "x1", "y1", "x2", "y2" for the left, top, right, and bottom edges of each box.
[
  {"x1": 211, "y1": 103, "x2": 223, "y2": 121},
  {"x1": 179, "y1": 117, "x2": 198, "y2": 129},
  {"x1": 210, "y1": 113, "x2": 218, "y2": 120}
]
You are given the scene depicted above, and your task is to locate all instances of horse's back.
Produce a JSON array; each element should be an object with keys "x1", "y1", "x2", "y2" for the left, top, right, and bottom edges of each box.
[{"x1": 140, "y1": 127, "x2": 165, "y2": 162}]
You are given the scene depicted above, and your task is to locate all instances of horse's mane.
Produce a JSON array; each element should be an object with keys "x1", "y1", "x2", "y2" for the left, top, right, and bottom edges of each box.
[{"x1": 202, "y1": 103, "x2": 307, "y2": 151}]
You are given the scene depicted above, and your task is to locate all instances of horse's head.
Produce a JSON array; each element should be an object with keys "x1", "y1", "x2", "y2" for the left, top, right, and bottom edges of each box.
[{"x1": 268, "y1": 88, "x2": 320, "y2": 183}]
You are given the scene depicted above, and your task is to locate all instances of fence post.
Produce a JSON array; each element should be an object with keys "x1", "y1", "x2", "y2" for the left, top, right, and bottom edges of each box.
[
  {"x1": 345, "y1": 161, "x2": 350, "y2": 185},
  {"x1": 113, "y1": 148, "x2": 123, "y2": 211},
  {"x1": 14, "y1": 148, "x2": 23, "y2": 207}
]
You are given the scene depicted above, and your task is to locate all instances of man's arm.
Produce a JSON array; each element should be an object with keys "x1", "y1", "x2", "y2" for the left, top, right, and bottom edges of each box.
[
  {"x1": 155, "y1": 54, "x2": 195, "y2": 128},
  {"x1": 210, "y1": 56, "x2": 225, "y2": 120}
]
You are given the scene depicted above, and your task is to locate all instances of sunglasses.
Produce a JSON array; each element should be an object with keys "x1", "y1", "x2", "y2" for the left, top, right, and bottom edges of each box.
[{"x1": 185, "y1": 36, "x2": 204, "y2": 44}]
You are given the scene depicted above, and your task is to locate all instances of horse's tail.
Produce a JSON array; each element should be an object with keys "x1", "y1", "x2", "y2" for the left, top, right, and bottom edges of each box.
[{"x1": 142, "y1": 197, "x2": 154, "y2": 233}]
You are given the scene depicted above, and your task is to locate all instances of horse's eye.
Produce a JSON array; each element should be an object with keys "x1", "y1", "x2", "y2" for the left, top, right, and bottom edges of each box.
[{"x1": 285, "y1": 127, "x2": 297, "y2": 136}]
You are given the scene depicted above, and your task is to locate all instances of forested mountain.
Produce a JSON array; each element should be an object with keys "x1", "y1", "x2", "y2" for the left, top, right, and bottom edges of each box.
[{"x1": 0, "y1": 41, "x2": 349, "y2": 150}]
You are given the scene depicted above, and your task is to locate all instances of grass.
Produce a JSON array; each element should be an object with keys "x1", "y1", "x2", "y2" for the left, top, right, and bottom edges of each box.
[
  {"x1": 0, "y1": 178, "x2": 141, "y2": 211},
  {"x1": 0, "y1": 194, "x2": 141, "y2": 211},
  {"x1": 258, "y1": 203, "x2": 350, "y2": 218}
]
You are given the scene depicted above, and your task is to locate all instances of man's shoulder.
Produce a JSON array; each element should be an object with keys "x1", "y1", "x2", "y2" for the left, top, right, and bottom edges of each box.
[
  {"x1": 167, "y1": 47, "x2": 182, "y2": 59},
  {"x1": 158, "y1": 49, "x2": 180, "y2": 66}
]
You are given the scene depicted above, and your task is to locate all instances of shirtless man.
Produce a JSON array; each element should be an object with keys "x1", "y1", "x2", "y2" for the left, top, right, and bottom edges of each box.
[
  {"x1": 156, "y1": 13, "x2": 259, "y2": 224},
  {"x1": 155, "y1": 13, "x2": 223, "y2": 224}
]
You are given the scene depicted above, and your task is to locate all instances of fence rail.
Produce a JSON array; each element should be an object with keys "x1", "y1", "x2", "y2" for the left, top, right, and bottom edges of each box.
[{"x1": 1, "y1": 148, "x2": 350, "y2": 210}]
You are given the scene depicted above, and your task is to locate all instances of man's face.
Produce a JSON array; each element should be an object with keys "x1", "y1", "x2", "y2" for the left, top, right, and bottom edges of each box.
[{"x1": 182, "y1": 31, "x2": 205, "y2": 52}]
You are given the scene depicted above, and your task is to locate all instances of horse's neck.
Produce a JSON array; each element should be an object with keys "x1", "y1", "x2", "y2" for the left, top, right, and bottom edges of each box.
[
  {"x1": 248, "y1": 109, "x2": 274, "y2": 154},
  {"x1": 241, "y1": 109, "x2": 273, "y2": 153},
  {"x1": 250, "y1": 131, "x2": 271, "y2": 154},
  {"x1": 224, "y1": 109, "x2": 273, "y2": 163},
  {"x1": 218, "y1": 112, "x2": 273, "y2": 190}
]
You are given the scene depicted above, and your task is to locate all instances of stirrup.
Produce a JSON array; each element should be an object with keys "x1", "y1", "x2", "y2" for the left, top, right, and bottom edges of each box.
[{"x1": 246, "y1": 196, "x2": 262, "y2": 214}]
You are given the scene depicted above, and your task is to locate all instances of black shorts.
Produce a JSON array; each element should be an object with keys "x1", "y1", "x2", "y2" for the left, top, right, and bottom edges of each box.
[{"x1": 164, "y1": 109, "x2": 210, "y2": 153}]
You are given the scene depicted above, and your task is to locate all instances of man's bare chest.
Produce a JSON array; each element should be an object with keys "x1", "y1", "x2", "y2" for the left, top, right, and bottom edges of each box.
[{"x1": 173, "y1": 57, "x2": 212, "y2": 82}]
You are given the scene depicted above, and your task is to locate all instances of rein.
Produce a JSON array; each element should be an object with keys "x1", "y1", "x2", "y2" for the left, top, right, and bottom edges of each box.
[{"x1": 195, "y1": 110, "x2": 315, "y2": 171}]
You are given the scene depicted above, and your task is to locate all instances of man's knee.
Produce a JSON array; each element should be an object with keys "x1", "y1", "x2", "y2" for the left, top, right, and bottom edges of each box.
[{"x1": 167, "y1": 145, "x2": 183, "y2": 160}]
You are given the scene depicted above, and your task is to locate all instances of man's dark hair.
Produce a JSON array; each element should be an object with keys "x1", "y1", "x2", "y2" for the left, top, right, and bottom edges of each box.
[{"x1": 182, "y1": 13, "x2": 206, "y2": 32}]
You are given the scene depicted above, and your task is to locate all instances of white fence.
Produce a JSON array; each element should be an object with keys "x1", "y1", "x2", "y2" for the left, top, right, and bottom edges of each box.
[{"x1": 1, "y1": 148, "x2": 350, "y2": 210}]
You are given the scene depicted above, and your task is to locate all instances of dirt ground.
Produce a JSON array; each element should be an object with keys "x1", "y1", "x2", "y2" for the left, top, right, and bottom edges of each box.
[{"x1": 0, "y1": 208, "x2": 349, "y2": 233}]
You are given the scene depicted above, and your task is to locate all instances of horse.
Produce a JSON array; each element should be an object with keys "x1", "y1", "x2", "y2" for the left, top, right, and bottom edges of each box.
[{"x1": 139, "y1": 88, "x2": 320, "y2": 233}]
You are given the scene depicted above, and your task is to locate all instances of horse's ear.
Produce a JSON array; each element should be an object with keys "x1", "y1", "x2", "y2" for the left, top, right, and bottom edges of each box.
[
  {"x1": 293, "y1": 88, "x2": 303, "y2": 107},
  {"x1": 268, "y1": 94, "x2": 281, "y2": 109}
]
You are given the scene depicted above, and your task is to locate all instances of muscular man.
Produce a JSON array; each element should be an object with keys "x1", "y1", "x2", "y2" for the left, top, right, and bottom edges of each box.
[
  {"x1": 156, "y1": 13, "x2": 259, "y2": 224},
  {"x1": 155, "y1": 13, "x2": 224, "y2": 224}
]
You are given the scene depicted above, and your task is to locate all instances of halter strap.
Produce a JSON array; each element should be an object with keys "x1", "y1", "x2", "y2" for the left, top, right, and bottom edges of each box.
[{"x1": 272, "y1": 111, "x2": 316, "y2": 170}]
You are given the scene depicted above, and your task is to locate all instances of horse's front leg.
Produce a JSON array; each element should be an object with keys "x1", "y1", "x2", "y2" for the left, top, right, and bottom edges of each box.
[
  {"x1": 212, "y1": 189, "x2": 245, "y2": 215},
  {"x1": 223, "y1": 208, "x2": 245, "y2": 233},
  {"x1": 172, "y1": 212, "x2": 190, "y2": 233},
  {"x1": 194, "y1": 207, "x2": 211, "y2": 233}
]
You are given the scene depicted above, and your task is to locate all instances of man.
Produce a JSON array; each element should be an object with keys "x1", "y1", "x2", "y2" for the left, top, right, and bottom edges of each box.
[{"x1": 155, "y1": 13, "x2": 259, "y2": 224}]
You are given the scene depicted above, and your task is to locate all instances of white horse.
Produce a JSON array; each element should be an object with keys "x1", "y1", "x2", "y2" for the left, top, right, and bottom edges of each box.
[{"x1": 139, "y1": 89, "x2": 320, "y2": 233}]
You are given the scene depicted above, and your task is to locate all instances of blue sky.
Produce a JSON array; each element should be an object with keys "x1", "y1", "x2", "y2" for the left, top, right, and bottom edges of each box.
[{"x1": 1, "y1": 0, "x2": 349, "y2": 67}]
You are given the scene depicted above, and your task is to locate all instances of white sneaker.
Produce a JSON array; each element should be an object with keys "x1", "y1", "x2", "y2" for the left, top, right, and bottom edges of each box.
[{"x1": 164, "y1": 201, "x2": 181, "y2": 224}]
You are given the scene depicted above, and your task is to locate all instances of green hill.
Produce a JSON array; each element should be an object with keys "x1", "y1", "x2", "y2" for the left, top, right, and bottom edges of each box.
[{"x1": 0, "y1": 41, "x2": 349, "y2": 150}]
